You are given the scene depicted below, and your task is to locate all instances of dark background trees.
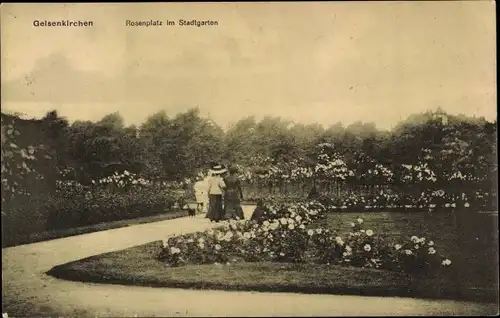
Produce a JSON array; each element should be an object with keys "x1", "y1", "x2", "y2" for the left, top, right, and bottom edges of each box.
[{"x1": 2, "y1": 107, "x2": 496, "y2": 193}]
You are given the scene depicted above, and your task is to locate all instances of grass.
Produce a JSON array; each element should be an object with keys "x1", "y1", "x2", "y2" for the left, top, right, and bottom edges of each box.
[
  {"x1": 47, "y1": 210, "x2": 498, "y2": 304},
  {"x1": 323, "y1": 210, "x2": 499, "y2": 296},
  {"x1": 47, "y1": 240, "x2": 495, "y2": 303},
  {"x1": 2, "y1": 209, "x2": 189, "y2": 248}
]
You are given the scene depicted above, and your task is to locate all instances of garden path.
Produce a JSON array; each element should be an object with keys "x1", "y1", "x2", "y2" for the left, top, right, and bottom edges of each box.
[{"x1": 2, "y1": 206, "x2": 497, "y2": 317}]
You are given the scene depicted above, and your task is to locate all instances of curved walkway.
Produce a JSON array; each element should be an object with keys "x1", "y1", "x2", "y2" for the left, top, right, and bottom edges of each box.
[{"x1": 2, "y1": 206, "x2": 498, "y2": 317}]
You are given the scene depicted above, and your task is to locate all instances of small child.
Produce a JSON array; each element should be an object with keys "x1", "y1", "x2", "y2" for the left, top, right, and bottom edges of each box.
[{"x1": 194, "y1": 175, "x2": 209, "y2": 213}]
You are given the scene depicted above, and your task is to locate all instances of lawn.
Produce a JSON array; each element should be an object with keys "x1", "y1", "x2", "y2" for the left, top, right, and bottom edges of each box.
[
  {"x1": 323, "y1": 210, "x2": 499, "y2": 293},
  {"x1": 47, "y1": 210, "x2": 499, "y2": 303}
]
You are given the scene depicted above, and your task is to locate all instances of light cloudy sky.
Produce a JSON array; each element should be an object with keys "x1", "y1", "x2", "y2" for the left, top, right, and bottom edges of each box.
[{"x1": 1, "y1": 2, "x2": 496, "y2": 130}]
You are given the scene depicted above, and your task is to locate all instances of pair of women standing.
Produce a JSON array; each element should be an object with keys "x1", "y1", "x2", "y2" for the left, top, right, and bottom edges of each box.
[{"x1": 205, "y1": 165, "x2": 244, "y2": 222}]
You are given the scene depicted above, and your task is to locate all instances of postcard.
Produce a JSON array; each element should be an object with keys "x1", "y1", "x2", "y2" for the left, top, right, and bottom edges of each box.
[{"x1": 1, "y1": 2, "x2": 497, "y2": 317}]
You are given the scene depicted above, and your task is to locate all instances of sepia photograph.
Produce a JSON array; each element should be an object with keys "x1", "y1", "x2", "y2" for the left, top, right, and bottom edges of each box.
[{"x1": 1, "y1": 2, "x2": 498, "y2": 317}]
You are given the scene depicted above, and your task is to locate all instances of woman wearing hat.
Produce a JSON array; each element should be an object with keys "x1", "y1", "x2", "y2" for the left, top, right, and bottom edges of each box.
[
  {"x1": 223, "y1": 165, "x2": 245, "y2": 220},
  {"x1": 205, "y1": 164, "x2": 227, "y2": 222}
]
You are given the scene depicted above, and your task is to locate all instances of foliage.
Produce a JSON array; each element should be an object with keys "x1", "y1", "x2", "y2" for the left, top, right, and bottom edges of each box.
[
  {"x1": 3, "y1": 108, "x2": 496, "y2": 204},
  {"x1": 1, "y1": 108, "x2": 496, "y2": 245},
  {"x1": 2, "y1": 186, "x2": 180, "y2": 233},
  {"x1": 1, "y1": 114, "x2": 57, "y2": 206},
  {"x1": 158, "y1": 200, "x2": 453, "y2": 275}
]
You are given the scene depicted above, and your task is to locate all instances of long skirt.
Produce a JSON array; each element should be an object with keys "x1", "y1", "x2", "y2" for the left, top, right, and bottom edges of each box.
[
  {"x1": 206, "y1": 194, "x2": 224, "y2": 221},
  {"x1": 224, "y1": 193, "x2": 244, "y2": 220}
]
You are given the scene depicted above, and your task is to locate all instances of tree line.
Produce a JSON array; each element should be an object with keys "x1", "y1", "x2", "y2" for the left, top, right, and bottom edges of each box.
[{"x1": 1, "y1": 107, "x2": 497, "y2": 189}]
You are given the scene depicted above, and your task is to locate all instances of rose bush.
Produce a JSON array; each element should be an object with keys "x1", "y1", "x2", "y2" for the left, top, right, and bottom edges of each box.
[{"x1": 158, "y1": 200, "x2": 452, "y2": 275}]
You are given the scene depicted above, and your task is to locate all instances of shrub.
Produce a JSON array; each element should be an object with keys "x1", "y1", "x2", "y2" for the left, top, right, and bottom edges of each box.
[
  {"x1": 45, "y1": 187, "x2": 178, "y2": 230},
  {"x1": 157, "y1": 200, "x2": 453, "y2": 275}
]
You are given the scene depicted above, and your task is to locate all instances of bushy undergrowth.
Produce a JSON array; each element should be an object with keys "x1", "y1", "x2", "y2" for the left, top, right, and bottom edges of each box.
[
  {"x1": 45, "y1": 188, "x2": 179, "y2": 229},
  {"x1": 2, "y1": 186, "x2": 181, "y2": 244}
]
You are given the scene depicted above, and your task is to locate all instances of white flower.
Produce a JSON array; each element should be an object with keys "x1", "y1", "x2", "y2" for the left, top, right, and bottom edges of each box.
[
  {"x1": 441, "y1": 259, "x2": 452, "y2": 266},
  {"x1": 365, "y1": 229, "x2": 374, "y2": 237},
  {"x1": 307, "y1": 229, "x2": 314, "y2": 236},
  {"x1": 316, "y1": 228, "x2": 323, "y2": 234},
  {"x1": 445, "y1": 203, "x2": 450, "y2": 208},
  {"x1": 410, "y1": 236, "x2": 419, "y2": 243},
  {"x1": 170, "y1": 247, "x2": 181, "y2": 254},
  {"x1": 395, "y1": 244, "x2": 402, "y2": 250},
  {"x1": 364, "y1": 244, "x2": 371, "y2": 252},
  {"x1": 451, "y1": 203, "x2": 456, "y2": 208},
  {"x1": 335, "y1": 236, "x2": 344, "y2": 246},
  {"x1": 243, "y1": 232, "x2": 251, "y2": 239},
  {"x1": 414, "y1": 244, "x2": 420, "y2": 249},
  {"x1": 428, "y1": 240, "x2": 434, "y2": 246},
  {"x1": 404, "y1": 249, "x2": 413, "y2": 255},
  {"x1": 299, "y1": 224, "x2": 305, "y2": 230},
  {"x1": 288, "y1": 224, "x2": 295, "y2": 230},
  {"x1": 464, "y1": 202, "x2": 470, "y2": 208},
  {"x1": 279, "y1": 218, "x2": 287, "y2": 225},
  {"x1": 198, "y1": 242, "x2": 205, "y2": 249},
  {"x1": 357, "y1": 218, "x2": 363, "y2": 224},
  {"x1": 279, "y1": 252, "x2": 285, "y2": 256},
  {"x1": 428, "y1": 247, "x2": 436, "y2": 255},
  {"x1": 162, "y1": 240, "x2": 169, "y2": 248},
  {"x1": 216, "y1": 232, "x2": 224, "y2": 241},
  {"x1": 215, "y1": 244, "x2": 221, "y2": 250},
  {"x1": 263, "y1": 220, "x2": 270, "y2": 227},
  {"x1": 350, "y1": 222, "x2": 356, "y2": 227},
  {"x1": 295, "y1": 215, "x2": 302, "y2": 222}
]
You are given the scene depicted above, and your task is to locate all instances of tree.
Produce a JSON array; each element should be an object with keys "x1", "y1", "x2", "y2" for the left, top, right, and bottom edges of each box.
[
  {"x1": 139, "y1": 108, "x2": 225, "y2": 181},
  {"x1": 225, "y1": 116, "x2": 258, "y2": 164}
]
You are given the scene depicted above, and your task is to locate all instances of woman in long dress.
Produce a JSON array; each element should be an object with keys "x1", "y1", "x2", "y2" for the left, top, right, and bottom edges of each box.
[
  {"x1": 205, "y1": 165, "x2": 227, "y2": 222},
  {"x1": 223, "y1": 166, "x2": 245, "y2": 220}
]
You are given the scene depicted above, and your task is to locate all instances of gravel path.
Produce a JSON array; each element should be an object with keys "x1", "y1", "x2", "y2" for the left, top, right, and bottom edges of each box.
[{"x1": 2, "y1": 206, "x2": 498, "y2": 317}]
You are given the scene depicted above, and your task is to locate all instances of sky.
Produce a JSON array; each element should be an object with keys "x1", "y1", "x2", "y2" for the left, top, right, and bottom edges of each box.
[{"x1": 1, "y1": 2, "x2": 496, "y2": 130}]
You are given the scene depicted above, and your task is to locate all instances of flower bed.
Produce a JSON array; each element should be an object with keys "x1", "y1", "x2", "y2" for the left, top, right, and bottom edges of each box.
[
  {"x1": 243, "y1": 187, "x2": 495, "y2": 212},
  {"x1": 316, "y1": 189, "x2": 494, "y2": 212},
  {"x1": 158, "y1": 200, "x2": 452, "y2": 275}
]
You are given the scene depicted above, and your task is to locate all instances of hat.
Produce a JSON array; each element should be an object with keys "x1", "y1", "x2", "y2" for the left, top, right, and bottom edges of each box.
[{"x1": 210, "y1": 164, "x2": 227, "y2": 175}]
